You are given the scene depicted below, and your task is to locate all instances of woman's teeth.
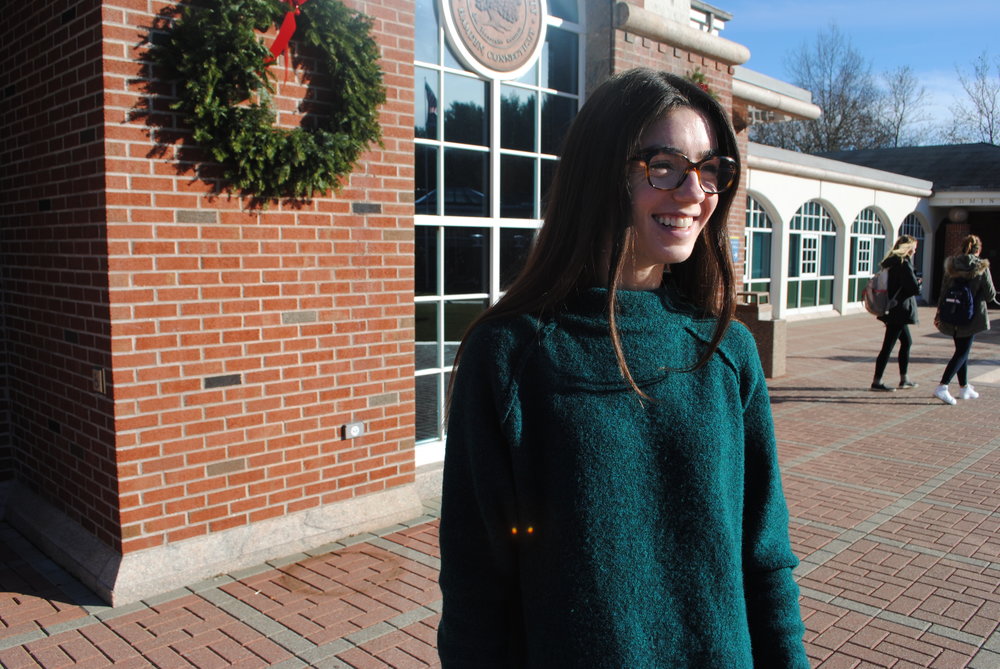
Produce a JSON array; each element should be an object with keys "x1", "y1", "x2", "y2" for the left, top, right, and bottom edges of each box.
[{"x1": 654, "y1": 215, "x2": 692, "y2": 229}]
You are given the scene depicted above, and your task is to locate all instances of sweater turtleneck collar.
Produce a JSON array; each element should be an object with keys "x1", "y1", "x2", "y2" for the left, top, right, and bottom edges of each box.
[{"x1": 560, "y1": 278, "x2": 696, "y2": 335}]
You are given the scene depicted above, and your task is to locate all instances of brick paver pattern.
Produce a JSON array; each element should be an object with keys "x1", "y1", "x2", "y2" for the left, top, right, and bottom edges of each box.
[{"x1": 2, "y1": 307, "x2": 999, "y2": 668}]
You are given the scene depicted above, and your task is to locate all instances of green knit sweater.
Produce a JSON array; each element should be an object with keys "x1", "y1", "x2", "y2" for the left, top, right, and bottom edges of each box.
[{"x1": 438, "y1": 283, "x2": 809, "y2": 668}]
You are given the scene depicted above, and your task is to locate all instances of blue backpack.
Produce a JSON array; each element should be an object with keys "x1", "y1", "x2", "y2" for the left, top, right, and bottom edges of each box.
[{"x1": 939, "y1": 279, "x2": 975, "y2": 325}]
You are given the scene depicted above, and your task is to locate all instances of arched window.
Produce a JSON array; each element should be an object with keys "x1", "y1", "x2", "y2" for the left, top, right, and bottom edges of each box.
[
  {"x1": 743, "y1": 196, "x2": 773, "y2": 295},
  {"x1": 414, "y1": 0, "x2": 584, "y2": 452},
  {"x1": 787, "y1": 201, "x2": 837, "y2": 310},
  {"x1": 900, "y1": 213, "x2": 926, "y2": 277},
  {"x1": 848, "y1": 208, "x2": 889, "y2": 303}
]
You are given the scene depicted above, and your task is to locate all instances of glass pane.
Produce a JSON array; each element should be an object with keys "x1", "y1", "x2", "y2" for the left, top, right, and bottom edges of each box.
[
  {"x1": 515, "y1": 61, "x2": 538, "y2": 86},
  {"x1": 541, "y1": 93, "x2": 576, "y2": 155},
  {"x1": 444, "y1": 227, "x2": 489, "y2": 294},
  {"x1": 444, "y1": 73, "x2": 488, "y2": 146},
  {"x1": 501, "y1": 154, "x2": 535, "y2": 219},
  {"x1": 787, "y1": 235, "x2": 800, "y2": 278},
  {"x1": 821, "y1": 235, "x2": 836, "y2": 275},
  {"x1": 501, "y1": 228, "x2": 534, "y2": 289},
  {"x1": 415, "y1": 302, "x2": 438, "y2": 370},
  {"x1": 548, "y1": 0, "x2": 579, "y2": 22},
  {"x1": 444, "y1": 34, "x2": 465, "y2": 71},
  {"x1": 751, "y1": 231, "x2": 771, "y2": 279},
  {"x1": 541, "y1": 27, "x2": 578, "y2": 94},
  {"x1": 415, "y1": 374, "x2": 440, "y2": 442},
  {"x1": 415, "y1": 226, "x2": 437, "y2": 296},
  {"x1": 819, "y1": 279, "x2": 834, "y2": 305},
  {"x1": 874, "y1": 238, "x2": 886, "y2": 264},
  {"x1": 415, "y1": 67, "x2": 439, "y2": 139},
  {"x1": 414, "y1": 0, "x2": 439, "y2": 64},
  {"x1": 443, "y1": 148, "x2": 489, "y2": 217},
  {"x1": 445, "y1": 299, "x2": 489, "y2": 366},
  {"x1": 415, "y1": 144, "x2": 438, "y2": 214},
  {"x1": 501, "y1": 85, "x2": 536, "y2": 151},
  {"x1": 849, "y1": 237, "x2": 858, "y2": 274},
  {"x1": 801, "y1": 280, "x2": 818, "y2": 308},
  {"x1": 786, "y1": 281, "x2": 799, "y2": 309}
]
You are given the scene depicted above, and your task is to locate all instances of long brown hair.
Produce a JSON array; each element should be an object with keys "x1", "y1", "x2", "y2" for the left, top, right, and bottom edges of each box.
[{"x1": 452, "y1": 68, "x2": 742, "y2": 397}]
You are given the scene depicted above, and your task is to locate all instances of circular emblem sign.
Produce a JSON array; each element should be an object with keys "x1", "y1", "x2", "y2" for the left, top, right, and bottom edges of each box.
[{"x1": 440, "y1": 0, "x2": 547, "y2": 80}]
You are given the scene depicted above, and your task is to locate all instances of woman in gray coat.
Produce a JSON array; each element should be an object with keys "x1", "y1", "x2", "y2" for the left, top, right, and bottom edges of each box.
[{"x1": 933, "y1": 235, "x2": 998, "y2": 404}]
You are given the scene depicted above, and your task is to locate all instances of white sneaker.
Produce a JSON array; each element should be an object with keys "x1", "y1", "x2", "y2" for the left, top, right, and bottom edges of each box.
[
  {"x1": 934, "y1": 385, "x2": 957, "y2": 405},
  {"x1": 958, "y1": 385, "x2": 979, "y2": 400}
]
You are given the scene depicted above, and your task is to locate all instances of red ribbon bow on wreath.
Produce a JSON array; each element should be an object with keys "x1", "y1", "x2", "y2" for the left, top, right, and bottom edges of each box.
[{"x1": 266, "y1": 0, "x2": 309, "y2": 78}]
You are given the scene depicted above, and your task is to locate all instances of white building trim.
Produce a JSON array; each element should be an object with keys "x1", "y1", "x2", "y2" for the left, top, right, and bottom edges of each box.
[
  {"x1": 614, "y1": 1, "x2": 750, "y2": 65},
  {"x1": 747, "y1": 144, "x2": 934, "y2": 320}
]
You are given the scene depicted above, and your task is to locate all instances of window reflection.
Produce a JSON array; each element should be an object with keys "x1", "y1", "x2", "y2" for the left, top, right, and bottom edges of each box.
[
  {"x1": 444, "y1": 300, "x2": 488, "y2": 365},
  {"x1": 501, "y1": 228, "x2": 534, "y2": 289},
  {"x1": 542, "y1": 94, "x2": 576, "y2": 154},
  {"x1": 501, "y1": 155, "x2": 535, "y2": 219},
  {"x1": 414, "y1": 0, "x2": 440, "y2": 64},
  {"x1": 444, "y1": 228, "x2": 489, "y2": 294},
  {"x1": 444, "y1": 74, "x2": 488, "y2": 146},
  {"x1": 415, "y1": 374, "x2": 439, "y2": 441},
  {"x1": 415, "y1": 226, "x2": 437, "y2": 295},
  {"x1": 443, "y1": 149, "x2": 489, "y2": 217},
  {"x1": 415, "y1": 145, "x2": 438, "y2": 214},
  {"x1": 501, "y1": 85, "x2": 536, "y2": 151},
  {"x1": 541, "y1": 27, "x2": 578, "y2": 94},
  {"x1": 415, "y1": 302, "x2": 438, "y2": 371},
  {"x1": 547, "y1": 0, "x2": 579, "y2": 22},
  {"x1": 415, "y1": 67, "x2": 439, "y2": 139}
]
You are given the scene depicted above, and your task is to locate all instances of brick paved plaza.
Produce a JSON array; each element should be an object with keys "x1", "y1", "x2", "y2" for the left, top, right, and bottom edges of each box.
[{"x1": 2, "y1": 307, "x2": 999, "y2": 668}]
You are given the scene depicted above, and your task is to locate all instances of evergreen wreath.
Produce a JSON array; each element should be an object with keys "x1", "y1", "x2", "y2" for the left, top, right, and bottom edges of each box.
[{"x1": 153, "y1": 0, "x2": 385, "y2": 201}]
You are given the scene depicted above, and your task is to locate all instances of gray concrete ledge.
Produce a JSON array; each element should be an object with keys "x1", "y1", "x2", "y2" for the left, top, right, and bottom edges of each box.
[{"x1": 2, "y1": 481, "x2": 423, "y2": 606}]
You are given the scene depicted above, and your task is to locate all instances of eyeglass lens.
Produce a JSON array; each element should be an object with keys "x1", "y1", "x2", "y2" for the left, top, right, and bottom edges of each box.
[{"x1": 645, "y1": 152, "x2": 736, "y2": 194}]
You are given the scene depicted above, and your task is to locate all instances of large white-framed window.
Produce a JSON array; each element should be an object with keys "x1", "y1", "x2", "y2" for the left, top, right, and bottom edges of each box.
[
  {"x1": 787, "y1": 201, "x2": 837, "y2": 310},
  {"x1": 901, "y1": 213, "x2": 926, "y2": 278},
  {"x1": 848, "y1": 208, "x2": 889, "y2": 303},
  {"x1": 743, "y1": 196, "x2": 773, "y2": 296},
  {"x1": 414, "y1": 0, "x2": 584, "y2": 462}
]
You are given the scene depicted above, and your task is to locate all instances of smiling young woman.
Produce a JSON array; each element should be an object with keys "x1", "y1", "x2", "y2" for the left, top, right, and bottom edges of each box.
[{"x1": 437, "y1": 68, "x2": 809, "y2": 668}]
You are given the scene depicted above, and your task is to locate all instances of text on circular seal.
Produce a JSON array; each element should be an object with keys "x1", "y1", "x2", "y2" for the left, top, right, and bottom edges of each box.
[{"x1": 440, "y1": 0, "x2": 548, "y2": 79}]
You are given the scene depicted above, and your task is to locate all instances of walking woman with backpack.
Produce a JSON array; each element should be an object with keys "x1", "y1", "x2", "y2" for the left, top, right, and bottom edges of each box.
[
  {"x1": 870, "y1": 235, "x2": 922, "y2": 392},
  {"x1": 933, "y1": 234, "x2": 998, "y2": 405}
]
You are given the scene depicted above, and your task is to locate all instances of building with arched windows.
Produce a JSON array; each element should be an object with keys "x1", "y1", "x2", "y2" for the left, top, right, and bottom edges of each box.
[{"x1": 0, "y1": 0, "x2": 993, "y2": 604}]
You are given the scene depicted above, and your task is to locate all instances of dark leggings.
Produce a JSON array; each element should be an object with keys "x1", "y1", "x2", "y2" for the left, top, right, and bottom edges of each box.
[
  {"x1": 874, "y1": 323, "x2": 912, "y2": 381},
  {"x1": 940, "y1": 335, "x2": 975, "y2": 386}
]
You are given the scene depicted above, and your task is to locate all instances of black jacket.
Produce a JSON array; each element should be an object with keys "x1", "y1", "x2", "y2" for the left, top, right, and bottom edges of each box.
[{"x1": 878, "y1": 254, "x2": 920, "y2": 326}]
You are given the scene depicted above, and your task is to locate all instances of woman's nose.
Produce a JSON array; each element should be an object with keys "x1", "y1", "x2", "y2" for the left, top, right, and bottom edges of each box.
[{"x1": 673, "y1": 168, "x2": 707, "y2": 201}]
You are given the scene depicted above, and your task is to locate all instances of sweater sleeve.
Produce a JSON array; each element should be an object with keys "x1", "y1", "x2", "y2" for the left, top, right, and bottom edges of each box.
[
  {"x1": 738, "y1": 336, "x2": 810, "y2": 668},
  {"x1": 437, "y1": 323, "x2": 522, "y2": 668}
]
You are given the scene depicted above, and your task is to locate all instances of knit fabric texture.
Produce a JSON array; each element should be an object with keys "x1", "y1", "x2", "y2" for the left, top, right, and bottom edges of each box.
[{"x1": 438, "y1": 282, "x2": 809, "y2": 668}]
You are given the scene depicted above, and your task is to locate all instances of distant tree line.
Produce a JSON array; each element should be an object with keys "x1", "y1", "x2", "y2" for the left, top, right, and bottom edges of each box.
[{"x1": 749, "y1": 24, "x2": 1000, "y2": 151}]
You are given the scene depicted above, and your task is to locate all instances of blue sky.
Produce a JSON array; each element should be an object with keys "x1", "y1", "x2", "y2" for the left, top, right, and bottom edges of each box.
[{"x1": 716, "y1": 0, "x2": 1000, "y2": 128}]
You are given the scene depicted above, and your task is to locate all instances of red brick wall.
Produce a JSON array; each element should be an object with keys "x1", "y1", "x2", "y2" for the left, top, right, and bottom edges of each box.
[
  {"x1": 942, "y1": 221, "x2": 971, "y2": 257},
  {"x1": 2, "y1": 0, "x2": 416, "y2": 555},
  {"x1": 103, "y1": 0, "x2": 416, "y2": 554},
  {"x1": 0, "y1": 0, "x2": 118, "y2": 541}
]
